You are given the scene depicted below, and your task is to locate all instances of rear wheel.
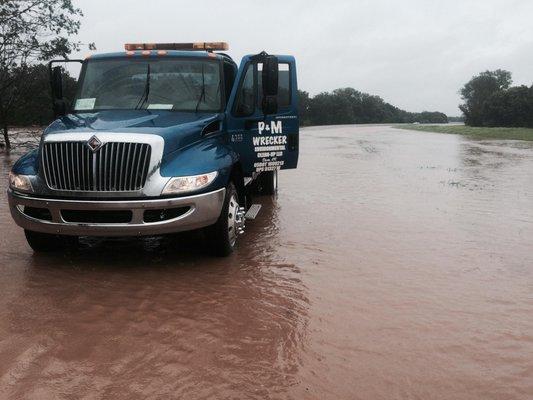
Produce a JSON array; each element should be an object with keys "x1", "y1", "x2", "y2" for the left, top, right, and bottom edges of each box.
[
  {"x1": 205, "y1": 183, "x2": 244, "y2": 256},
  {"x1": 24, "y1": 230, "x2": 78, "y2": 252}
]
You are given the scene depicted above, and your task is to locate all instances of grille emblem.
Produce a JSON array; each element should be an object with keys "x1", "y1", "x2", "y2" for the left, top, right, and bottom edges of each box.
[{"x1": 87, "y1": 135, "x2": 102, "y2": 152}]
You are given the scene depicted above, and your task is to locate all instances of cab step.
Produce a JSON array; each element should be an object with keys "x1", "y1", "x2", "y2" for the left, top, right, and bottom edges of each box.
[{"x1": 244, "y1": 204, "x2": 262, "y2": 220}]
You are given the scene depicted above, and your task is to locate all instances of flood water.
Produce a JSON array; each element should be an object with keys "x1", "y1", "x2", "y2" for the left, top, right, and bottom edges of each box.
[{"x1": 1, "y1": 125, "x2": 532, "y2": 399}]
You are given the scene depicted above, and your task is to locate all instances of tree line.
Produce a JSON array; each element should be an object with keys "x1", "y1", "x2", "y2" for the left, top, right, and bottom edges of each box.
[
  {"x1": 460, "y1": 69, "x2": 533, "y2": 128},
  {"x1": 298, "y1": 88, "x2": 448, "y2": 126}
]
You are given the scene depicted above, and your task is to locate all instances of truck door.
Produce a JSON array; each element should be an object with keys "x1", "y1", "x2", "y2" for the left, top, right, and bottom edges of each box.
[{"x1": 226, "y1": 55, "x2": 299, "y2": 177}]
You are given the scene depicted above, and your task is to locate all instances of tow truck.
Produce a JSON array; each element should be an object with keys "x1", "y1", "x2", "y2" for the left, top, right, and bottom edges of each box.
[{"x1": 7, "y1": 42, "x2": 299, "y2": 256}]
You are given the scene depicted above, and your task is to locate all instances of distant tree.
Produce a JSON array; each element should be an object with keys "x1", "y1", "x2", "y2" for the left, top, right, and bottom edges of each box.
[
  {"x1": 459, "y1": 69, "x2": 512, "y2": 126},
  {"x1": 448, "y1": 116, "x2": 465, "y2": 123},
  {"x1": 529, "y1": 85, "x2": 533, "y2": 127},
  {"x1": 8, "y1": 64, "x2": 78, "y2": 127},
  {"x1": 0, "y1": 0, "x2": 83, "y2": 149},
  {"x1": 297, "y1": 90, "x2": 312, "y2": 126},
  {"x1": 481, "y1": 85, "x2": 533, "y2": 128},
  {"x1": 416, "y1": 111, "x2": 448, "y2": 124},
  {"x1": 297, "y1": 87, "x2": 447, "y2": 126},
  {"x1": 308, "y1": 91, "x2": 339, "y2": 125}
]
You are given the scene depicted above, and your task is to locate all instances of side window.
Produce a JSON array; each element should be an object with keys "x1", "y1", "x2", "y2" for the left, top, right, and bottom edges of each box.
[
  {"x1": 234, "y1": 64, "x2": 254, "y2": 117},
  {"x1": 258, "y1": 62, "x2": 291, "y2": 109},
  {"x1": 234, "y1": 61, "x2": 292, "y2": 117}
]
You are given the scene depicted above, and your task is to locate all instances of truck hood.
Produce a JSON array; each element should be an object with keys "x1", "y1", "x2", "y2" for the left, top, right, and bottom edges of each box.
[{"x1": 44, "y1": 110, "x2": 222, "y2": 156}]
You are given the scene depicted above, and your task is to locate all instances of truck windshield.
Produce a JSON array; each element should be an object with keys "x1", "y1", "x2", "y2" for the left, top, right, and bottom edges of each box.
[{"x1": 73, "y1": 58, "x2": 222, "y2": 112}]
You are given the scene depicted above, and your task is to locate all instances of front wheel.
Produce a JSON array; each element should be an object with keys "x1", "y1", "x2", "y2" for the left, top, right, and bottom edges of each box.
[
  {"x1": 24, "y1": 230, "x2": 78, "y2": 252},
  {"x1": 205, "y1": 183, "x2": 245, "y2": 256}
]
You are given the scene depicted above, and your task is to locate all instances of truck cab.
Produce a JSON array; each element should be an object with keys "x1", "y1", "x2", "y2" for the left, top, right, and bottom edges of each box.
[{"x1": 7, "y1": 42, "x2": 299, "y2": 256}]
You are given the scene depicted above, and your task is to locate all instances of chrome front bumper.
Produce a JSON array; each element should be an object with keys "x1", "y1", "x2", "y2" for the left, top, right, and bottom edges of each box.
[{"x1": 8, "y1": 188, "x2": 225, "y2": 237}]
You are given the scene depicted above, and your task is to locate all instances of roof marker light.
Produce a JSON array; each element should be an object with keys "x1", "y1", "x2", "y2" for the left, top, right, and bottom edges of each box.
[{"x1": 124, "y1": 42, "x2": 229, "y2": 51}]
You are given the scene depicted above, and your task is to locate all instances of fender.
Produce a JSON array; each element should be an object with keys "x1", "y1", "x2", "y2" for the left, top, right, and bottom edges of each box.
[
  {"x1": 160, "y1": 135, "x2": 240, "y2": 194},
  {"x1": 11, "y1": 149, "x2": 39, "y2": 175}
]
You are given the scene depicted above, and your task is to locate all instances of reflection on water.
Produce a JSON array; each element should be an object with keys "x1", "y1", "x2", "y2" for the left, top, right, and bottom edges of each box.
[
  {"x1": 1, "y1": 126, "x2": 533, "y2": 399},
  {"x1": 0, "y1": 165, "x2": 309, "y2": 398}
]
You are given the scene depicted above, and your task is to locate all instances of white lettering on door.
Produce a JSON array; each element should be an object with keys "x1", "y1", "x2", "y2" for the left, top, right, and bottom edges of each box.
[{"x1": 257, "y1": 120, "x2": 283, "y2": 135}]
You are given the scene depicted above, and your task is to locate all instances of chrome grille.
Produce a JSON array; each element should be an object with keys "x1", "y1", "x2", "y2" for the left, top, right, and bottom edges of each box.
[{"x1": 42, "y1": 142, "x2": 151, "y2": 191}]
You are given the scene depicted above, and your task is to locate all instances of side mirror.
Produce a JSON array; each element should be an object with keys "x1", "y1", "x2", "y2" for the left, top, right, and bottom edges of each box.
[
  {"x1": 261, "y1": 55, "x2": 278, "y2": 115},
  {"x1": 262, "y1": 96, "x2": 278, "y2": 115},
  {"x1": 50, "y1": 66, "x2": 66, "y2": 117},
  {"x1": 53, "y1": 99, "x2": 67, "y2": 117},
  {"x1": 262, "y1": 55, "x2": 278, "y2": 97}
]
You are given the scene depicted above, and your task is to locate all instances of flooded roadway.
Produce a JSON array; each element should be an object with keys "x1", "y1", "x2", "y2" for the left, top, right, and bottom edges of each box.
[{"x1": 1, "y1": 125, "x2": 533, "y2": 399}]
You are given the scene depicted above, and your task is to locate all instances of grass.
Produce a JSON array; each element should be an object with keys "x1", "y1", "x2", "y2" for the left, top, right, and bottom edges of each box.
[{"x1": 395, "y1": 124, "x2": 533, "y2": 141}]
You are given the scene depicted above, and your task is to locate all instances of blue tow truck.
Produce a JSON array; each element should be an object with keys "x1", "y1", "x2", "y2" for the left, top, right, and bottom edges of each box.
[{"x1": 7, "y1": 42, "x2": 299, "y2": 256}]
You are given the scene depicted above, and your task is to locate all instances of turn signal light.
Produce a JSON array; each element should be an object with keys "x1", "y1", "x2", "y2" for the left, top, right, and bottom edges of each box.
[{"x1": 124, "y1": 42, "x2": 229, "y2": 51}]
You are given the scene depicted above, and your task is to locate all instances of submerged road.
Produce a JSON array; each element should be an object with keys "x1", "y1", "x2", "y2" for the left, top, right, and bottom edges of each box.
[{"x1": 0, "y1": 125, "x2": 532, "y2": 399}]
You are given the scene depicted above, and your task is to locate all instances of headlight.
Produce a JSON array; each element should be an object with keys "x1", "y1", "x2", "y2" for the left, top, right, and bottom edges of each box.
[
  {"x1": 161, "y1": 171, "x2": 218, "y2": 195},
  {"x1": 8, "y1": 172, "x2": 33, "y2": 193}
]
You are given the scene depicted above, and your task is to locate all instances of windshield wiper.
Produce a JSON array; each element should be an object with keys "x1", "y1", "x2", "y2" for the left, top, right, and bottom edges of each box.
[
  {"x1": 195, "y1": 63, "x2": 205, "y2": 113},
  {"x1": 135, "y1": 64, "x2": 151, "y2": 110}
]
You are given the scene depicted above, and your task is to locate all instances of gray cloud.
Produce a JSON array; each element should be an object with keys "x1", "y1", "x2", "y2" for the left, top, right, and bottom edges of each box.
[{"x1": 71, "y1": 0, "x2": 533, "y2": 115}]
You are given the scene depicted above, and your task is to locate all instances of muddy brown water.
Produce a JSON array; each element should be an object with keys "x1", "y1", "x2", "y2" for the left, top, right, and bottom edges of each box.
[{"x1": 1, "y1": 125, "x2": 532, "y2": 399}]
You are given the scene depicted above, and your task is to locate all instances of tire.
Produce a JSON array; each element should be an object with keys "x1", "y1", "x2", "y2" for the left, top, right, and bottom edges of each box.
[
  {"x1": 24, "y1": 230, "x2": 78, "y2": 253},
  {"x1": 255, "y1": 170, "x2": 278, "y2": 195},
  {"x1": 205, "y1": 182, "x2": 244, "y2": 256}
]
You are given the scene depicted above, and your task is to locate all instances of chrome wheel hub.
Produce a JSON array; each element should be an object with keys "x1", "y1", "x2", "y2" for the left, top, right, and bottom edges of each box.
[{"x1": 228, "y1": 193, "x2": 245, "y2": 247}]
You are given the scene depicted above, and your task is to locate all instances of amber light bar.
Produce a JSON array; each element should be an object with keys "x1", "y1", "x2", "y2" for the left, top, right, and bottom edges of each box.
[{"x1": 124, "y1": 42, "x2": 229, "y2": 51}]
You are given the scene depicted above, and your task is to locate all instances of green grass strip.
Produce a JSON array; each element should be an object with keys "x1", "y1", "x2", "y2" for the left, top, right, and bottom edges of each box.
[{"x1": 395, "y1": 124, "x2": 533, "y2": 141}]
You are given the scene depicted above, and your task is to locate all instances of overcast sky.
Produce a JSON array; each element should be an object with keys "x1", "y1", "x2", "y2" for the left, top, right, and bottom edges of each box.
[{"x1": 71, "y1": 0, "x2": 533, "y2": 116}]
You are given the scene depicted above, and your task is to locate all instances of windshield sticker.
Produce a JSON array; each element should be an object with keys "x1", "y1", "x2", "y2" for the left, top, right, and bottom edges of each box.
[
  {"x1": 147, "y1": 104, "x2": 173, "y2": 110},
  {"x1": 74, "y1": 98, "x2": 96, "y2": 110}
]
